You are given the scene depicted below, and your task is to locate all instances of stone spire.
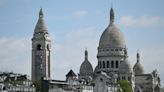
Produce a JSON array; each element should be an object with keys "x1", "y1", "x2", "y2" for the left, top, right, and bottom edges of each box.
[
  {"x1": 39, "y1": 8, "x2": 44, "y2": 18},
  {"x1": 137, "y1": 50, "x2": 140, "y2": 62},
  {"x1": 34, "y1": 8, "x2": 48, "y2": 33},
  {"x1": 85, "y1": 48, "x2": 88, "y2": 61},
  {"x1": 110, "y1": 4, "x2": 115, "y2": 24}
]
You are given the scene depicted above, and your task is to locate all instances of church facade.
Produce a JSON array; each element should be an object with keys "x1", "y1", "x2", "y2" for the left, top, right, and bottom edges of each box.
[{"x1": 31, "y1": 5, "x2": 161, "y2": 92}]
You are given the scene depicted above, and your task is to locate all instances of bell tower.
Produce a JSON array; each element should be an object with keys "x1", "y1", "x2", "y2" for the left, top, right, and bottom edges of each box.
[{"x1": 31, "y1": 8, "x2": 51, "y2": 81}]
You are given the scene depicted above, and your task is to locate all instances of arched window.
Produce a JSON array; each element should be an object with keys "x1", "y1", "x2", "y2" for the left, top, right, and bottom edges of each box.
[
  {"x1": 37, "y1": 44, "x2": 42, "y2": 50},
  {"x1": 128, "y1": 76, "x2": 131, "y2": 81},
  {"x1": 103, "y1": 61, "x2": 105, "y2": 68},
  {"x1": 116, "y1": 61, "x2": 119, "y2": 68},
  {"x1": 47, "y1": 44, "x2": 50, "y2": 50},
  {"x1": 99, "y1": 62, "x2": 102, "y2": 68},
  {"x1": 100, "y1": 78, "x2": 103, "y2": 82},
  {"x1": 122, "y1": 76, "x2": 126, "y2": 80},
  {"x1": 107, "y1": 61, "x2": 109, "y2": 68},
  {"x1": 111, "y1": 61, "x2": 114, "y2": 68}
]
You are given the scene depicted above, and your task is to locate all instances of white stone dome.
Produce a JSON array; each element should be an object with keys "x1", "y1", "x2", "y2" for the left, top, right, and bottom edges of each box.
[
  {"x1": 133, "y1": 52, "x2": 144, "y2": 75},
  {"x1": 80, "y1": 60, "x2": 93, "y2": 75},
  {"x1": 119, "y1": 50, "x2": 132, "y2": 73},
  {"x1": 80, "y1": 50, "x2": 93, "y2": 76},
  {"x1": 99, "y1": 24, "x2": 126, "y2": 48},
  {"x1": 119, "y1": 59, "x2": 132, "y2": 73},
  {"x1": 133, "y1": 62, "x2": 144, "y2": 75}
]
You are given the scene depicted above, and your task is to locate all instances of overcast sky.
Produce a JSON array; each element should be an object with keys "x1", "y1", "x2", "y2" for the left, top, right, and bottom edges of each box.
[{"x1": 0, "y1": 0, "x2": 164, "y2": 86}]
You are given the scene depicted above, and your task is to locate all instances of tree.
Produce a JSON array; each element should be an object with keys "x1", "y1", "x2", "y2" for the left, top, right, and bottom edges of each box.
[
  {"x1": 33, "y1": 79, "x2": 41, "y2": 92},
  {"x1": 118, "y1": 80, "x2": 132, "y2": 92}
]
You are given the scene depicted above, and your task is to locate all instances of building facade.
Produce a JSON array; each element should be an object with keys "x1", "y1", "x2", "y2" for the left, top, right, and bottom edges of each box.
[
  {"x1": 0, "y1": 72, "x2": 35, "y2": 92},
  {"x1": 32, "y1": 5, "x2": 161, "y2": 92}
]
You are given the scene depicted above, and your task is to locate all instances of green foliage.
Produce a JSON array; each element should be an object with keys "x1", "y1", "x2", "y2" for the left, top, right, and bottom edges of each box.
[
  {"x1": 4, "y1": 79, "x2": 24, "y2": 86},
  {"x1": 33, "y1": 79, "x2": 41, "y2": 92},
  {"x1": 118, "y1": 80, "x2": 132, "y2": 92}
]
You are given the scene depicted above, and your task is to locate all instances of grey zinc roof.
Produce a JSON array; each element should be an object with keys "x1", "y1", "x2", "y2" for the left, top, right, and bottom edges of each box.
[{"x1": 66, "y1": 69, "x2": 77, "y2": 77}]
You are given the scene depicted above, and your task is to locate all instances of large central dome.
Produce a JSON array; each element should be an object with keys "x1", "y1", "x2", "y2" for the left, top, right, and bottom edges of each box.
[{"x1": 99, "y1": 7, "x2": 126, "y2": 48}]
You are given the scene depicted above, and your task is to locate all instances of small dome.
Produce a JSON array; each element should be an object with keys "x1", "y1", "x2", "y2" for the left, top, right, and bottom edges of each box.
[
  {"x1": 133, "y1": 52, "x2": 144, "y2": 75},
  {"x1": 99, "y1": 24, "x2": 126, "y2": 48},
  {"x1": 80, "y1": 50, "x2": 93, "y2": 76},
  {"x1": 34, "y1": 8, "x2": 48, "y2": 33},
  {"x1": 119, "y1": 58, "x2": 132, "y2": 73},
  {"x1": 133, "y1": 62, "x2": 144, "y2": 75},
  {"x1": 80, "y1": 60, "x2": 93, "y2": 75}
]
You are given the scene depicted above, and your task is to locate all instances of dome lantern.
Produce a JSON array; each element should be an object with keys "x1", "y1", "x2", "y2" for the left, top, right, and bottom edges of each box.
[{"x1": 110, "y1": 6, "x2": 115, "y2": 24}]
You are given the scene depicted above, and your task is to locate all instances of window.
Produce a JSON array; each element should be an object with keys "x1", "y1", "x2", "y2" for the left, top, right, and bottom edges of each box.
[
  {"x1": 116, "y1": 61, "x2": 119, "y2": 68},
  {"x1": 100, "y1": 78, "x2": 103, "y2": 82},
  {"x1": 122, "y1": 76, "x2": 125, "y2": 80},
  {"x1": 103, "y1": 61, "x2": 105, "y2": 68},
  {"x1": 47, "y1": 44, "x2": 50, "y2": 50},
  {"x1": 128, "y1": 77, "x2": 131, "y2": 81},
  {"x1": 107, "y1": 61, "x2": 109, "y2": 68},
  {"x1": 37, "y1": 44, "x2": 42, "y2": 50},
  {"x1": 99, "y1": 62, "x2": 102, "y2": 68},
  {"x1": 111, "y1": 61, "x2": 114, "y2": 68}
]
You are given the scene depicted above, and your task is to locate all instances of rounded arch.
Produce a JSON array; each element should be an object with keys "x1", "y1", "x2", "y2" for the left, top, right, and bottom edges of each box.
[
  {"x1": 111, "y1": 61, "x2": 114, "y2": 68},
  {"x1": 107, "y1": 61, "x2": 109, "y2": 68},
  {"x1": 37, "y1": 44, "x2": 42, "y2": 50},
  {"x1": 99, "y1": 61, "x2": 102, "y2": 68},
  {"x1": 47, "y1": 44, "x2": 50, "y2": 50},
  {"x1": 103, "y1": 61, "x2": 105, "y2": 68},
  {"x1": 116, "y1": 60, "x2": 119, "y2": 68}
]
